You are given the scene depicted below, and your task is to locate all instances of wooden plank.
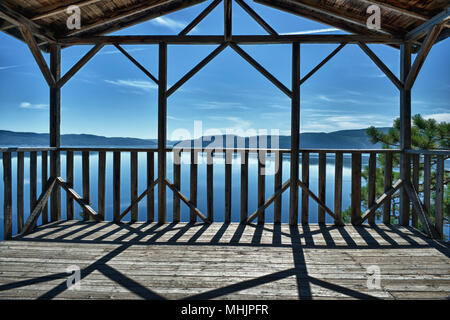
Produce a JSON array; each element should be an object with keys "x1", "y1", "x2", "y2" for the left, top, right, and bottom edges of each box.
[
  {"x1": 98, "y1": 151, "x2": 106, "y2": 220},
  {"x1": 82, "y1": 151, "x2": 90, "y2": 221},
  {"x1": 351, "y1": 153, "x2": 362, "y2": 224},
  {"x1": 274, "y1": 151, "x2": 282, "y2": 223},
  {"x1": 190, "y1": 150, "x2": 198, "y2": 223},
  {"x1": 406, "y1": 7, "x2": 450, "y2": 41},
  {"x1": 225, "y1": 150, "x2": 232, "y2": 223},
  {"x1": 230, "y1": 43, "x2": 292, "y2": 98},
  {"x1": 2, "y1": 152, "x2": 12, "y2": 239},
  {"x1": 30, "y1": 151, "x2": 37, "y2": 216},
  {"x1": 411, "y1": 154, "x2": 420, "y2": 228},
  {"x1": 383, "y1": 152, "x2": 393, "y2": 224},
  {"x1": 422, "y1": 154, "x2": 431, "y2": 217},
  {"x1": 207, "y1": 152, "x2": 214, "y2": 222},
  {"x1": 31, "y1": 0, "x2": 102, "y2": 21},
  {"x1": 179, "y1": 0, "x2": 222, "y2": 36},
  {"x1": 368, "y1": 153, "x2": 377, "y2": 225},
  {"x1": 41, "y1": 151, "x2": 48, "y2": 224},
  {"x1": 147, "y1": 152, "x2": 155, "y2": 222},
  {"x1": 173, "y1": 150, "x2": 181, "y2": 223},
  {"x1": 66, "y1": 151, "x2": 74, "y2": 220},
  {"x1": 21, "y1": 178, "x2": 56, "y2": 235},
  {"x1": 240, "y1": 150, "x2": 249, "y2": 223},
  {"x1": 435, "y1": 156, "x2": 444, "y2": 238},
  {"x1": 224, "y1": 0, "x2": 232, "y2": 41},
  {"x1": 301, "y1": 152, "x2": 309, "y2": 224},
  {"x1": 17, "y1": 152, "x2": 24, "y2": 233},
  {"x1": 235, "y1": 0, "x2": 277, "y2": 36},
  {"x1": 334, "y1": 152, "x2": 343, "y2": 225},
  {"x1": 113, "y1": 151, "x2": 121, "y2": 223},
  {"x1": 158, "y1": 43, "x2": 167, "y2": 224},
  {"x1": 258, "y1": 151, "x2": 266, "y2": 224},
  {"x1": 130, "y1": 151, "x2": 138, "y2": 222},
  {"x1": 50, "y1": 44, "x2": 61, "y2": 222},
  {"x1": 290, "y1": 42, "x2": 300, "y2": 226},
  {"x1": 318, "y1": 152, "x2": 326, "y2": 224}
]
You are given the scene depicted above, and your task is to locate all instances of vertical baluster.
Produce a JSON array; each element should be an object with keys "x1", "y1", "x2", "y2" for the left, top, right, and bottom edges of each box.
[
  {"x1": 334, "y1": 152, "x2": 343, "y2": 225},
  {"x1": 17, "y1": 152, "x2": 24, "y2": 233},
  {"x1": 98, "y1": 151, "x2": 106, "y2": 220},
  {"x1": 351, "y1": 152, "x2": 362, "y2": 224},
  {"x1": 383, "y1": 152, "x2": 393, "y2": 224},
  {"x1": 368, "y1": 152, "x2": 377, "y2": 225},
  {"x1": 41, "y1": 151, "x2": 48, "y2": 224},
  {"x1": 3, "y1": 152, "x2": 12, "y2": 239},
  {"x1": 318, "y1": 152, "x2": 326, "y2": 224},
  {"x1": 66, "y1": 151, "x2": 74, "y2": 220},
  {"x1": 423, "y1": 154, "x2": 431, "y2": 217},
  {"x1": 147, "y1": 152, "x2": 155, "y2": 222},
  {"x1": 130, "y1": 151, "x2": 138, "y2": 222},
  {"x1": 173, "y1": 149, "x2": 181, "y2": 223},
  {"x1": 274, "y1": 151, "x2": 282, "y2": 223},
  {"x1": 207, "y1": 151, "x2": 214, "y2": 222},
  {"x1": 240, "y1": 150, "x2": 248, "y2": 223},
  {"x1": 301, "y1": 152, "x2": 309, "y2": 224},
  {"x1": 30, "y1": 151, "x2": 37, "y2": 215},
  {"x1": 435, "y1": 155, "x2": 444, "y2": 239},
  {"x1": 190, "y1": 150, "x2": 198, "y2": 223},
  {"x1": 225, "y1": 150, "x2": 232, "y2": 223},
  {"x1": 82, "y1": 151, "x2": 90, "y2": 221},
  {"x1": 258, "y1": 151, "x2": 266, "y2": 224},
  {"x1": 411, "y1": 154, "x2": 420, "y2": 228},
  {"x1": 113, "y1": 151, "x2": 121, "y2": 223}
]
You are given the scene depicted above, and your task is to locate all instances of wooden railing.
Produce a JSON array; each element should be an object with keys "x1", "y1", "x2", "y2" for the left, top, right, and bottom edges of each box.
[{"x1": 1, "y1": 147, "x2": 448, "y2": 240}]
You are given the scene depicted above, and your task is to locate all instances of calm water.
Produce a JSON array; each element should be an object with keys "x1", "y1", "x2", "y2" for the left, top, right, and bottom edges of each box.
[{"x1": 0, "y1": 152, "x2": 447, "y2": 240}]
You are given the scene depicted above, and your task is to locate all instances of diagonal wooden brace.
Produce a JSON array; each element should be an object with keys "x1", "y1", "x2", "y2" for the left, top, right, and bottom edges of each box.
[{"x1": 119, "y1": 178, "x2": 159, "y2": 221}]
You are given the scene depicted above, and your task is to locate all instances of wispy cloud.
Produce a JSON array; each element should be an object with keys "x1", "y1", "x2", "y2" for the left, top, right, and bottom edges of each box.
[
  {"x1": 301, "y1": 114, "x2": 394, "y2": 132},
  {"x1": 424, "y1": 113, "x2": 450, "y2": 123},
  {"x1": 19, "y1": 102, "x2": 48, "y2": 110},
  {"x1": 208, "y1": 116, "x2": 252, "y2": 131},
  {"x1": 105, "y1": 79, "x2": 157, "y2": 91},
  {"x1": 99, "y1": 48, "x2": 147, "y2": 55},
  {"x1": 281, "y1": 28, "x2": 339, "y2": 35},
  {"x1": 0, "y1": 65, "x2": 21, "y2": 71},
  {"x1": 195, "y1": 101, "x2": 250, "y2": 110},
  {"x1": 151, "y1": 17, "x2": 193, "y2": 32}
]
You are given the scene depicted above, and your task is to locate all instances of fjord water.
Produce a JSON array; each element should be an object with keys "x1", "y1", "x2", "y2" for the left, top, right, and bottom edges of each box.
[{"x1": 0, "y1": 151, "x2": 369, "y2": 239}]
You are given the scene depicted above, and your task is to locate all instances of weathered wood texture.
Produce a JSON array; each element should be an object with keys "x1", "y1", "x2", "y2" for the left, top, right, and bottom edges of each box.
[{"x1": 0, "y1": 221, "x2": 448, "y2": 300}]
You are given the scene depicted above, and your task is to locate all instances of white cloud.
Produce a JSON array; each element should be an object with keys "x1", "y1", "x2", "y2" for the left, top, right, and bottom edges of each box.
[
  {"x1": 0, "y1": 65, "x2": 20, "y2": 71},
  {"x1": 301, "y1": 114, "x2": 394, "y2": 132},
  {"x1": 281, "y1": 28, "x2": 339, "y2": 35},
  {"x1": 424, "y1": 113, "x2": 450, "y2": 123},
  {"x1": 151, "y1": 17, "x2": 190, "y2": 31},
  {"x1": 105, "y1": 79, "x2": 157, "y2": 91},
  {"x1": 195, "y1": 101, "x2": 249, "y2": 110},
  {"x1": 99, "y1": 48, "x2": 147, "y2": 55},
  {"x1": 19, "y1": 102, "x2": 48, "y2": 110}
]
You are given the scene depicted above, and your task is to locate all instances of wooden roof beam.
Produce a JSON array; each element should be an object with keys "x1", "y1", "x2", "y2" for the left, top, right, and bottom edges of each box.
[
  {"x1": 406, "y1": 6, "x2": 450, "y2": 41},
  {"x1": 31, "y1": 0, "x2": 102, "y2": 21}
]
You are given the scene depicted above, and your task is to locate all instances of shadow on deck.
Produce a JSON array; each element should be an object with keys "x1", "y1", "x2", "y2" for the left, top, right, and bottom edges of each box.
[{"x1": 0, "y1": 221, "x2": 449, "y2": 300}]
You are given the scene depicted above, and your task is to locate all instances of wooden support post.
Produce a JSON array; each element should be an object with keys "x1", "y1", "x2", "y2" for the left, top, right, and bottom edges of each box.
[
  {"x1": 383, "y1": 152, "x2": 393, "y2": 224},
  {"x1": 301, "y1": 152, "x2": 309, "y2": 224},
  {"x1": 399, "y1": 43, "x2": 412, "y2": 226},
  {"x1": 66, "y1": 151, "x2": 74, "y2": 220},
  {"x1": 368, "y1": 153, "x2": 377, "y2": 225},
  {"x1": 49, "y1": 44, "x2": 61, "y2": 222},
  {"x1": 158, "y1": 42, "x2": 167, "y2": 224},
  {"x1": 130, "y1": 151, "x2": 138, "y2": 222},
  {"x1": 258, "y1": 151, "x2": 266, "y2": 224},
  {"x1": 225, "y1": 150, "x2": 232, "y2": 223},
  {"x1": 334, "y1": 152, "x2": 343, "y2": 225},
  {"x1": 30, "y1": 151, "x2": 37, "y2": 219},
  {"x1": 289, "y1": 42, "x2": 300, "y2": 225},
  {"x1": 274, "y1": 151, "x2": 282, "y2": 223},
  {"x1": 17, "y1": 152, "x2": 24, "y2": 233},
  {"x1": 98, "y1": 151, "x2": 106, "y2": 220},
  {"x1": 190, "y1": 150, "x2": 198, "y2": 223},
  {"x1": 224, "y1": 0, "x2": 232, "y2": 41},
  {"x1": 113, "y1": 151, "x2": 121, "y2": 223},
  {"x1": 412, "y1": 154, "x2": 420, "y2": 227},
  {"x1": 147, "y1": 152, "x2": 155, "y2": 222},
  {"x1": 423, "y1": 154, "x2": 431, "y2": 217},
  {"x1": 3, "y1": 152, "x2": 12, "y2": 240},
  {"x1": 240, "y1": 150, "x2": 248, "y2": 223},
  {"x1": 173, "y1": 150, "x2": 181, "y2": 223},
  {"x1": 82, "y1": 151, "x2": 90, "y2": 221},
  {"x1": 435, "y1": 156, "x2": 444, "y2": 238},
  {"x1": 318, "y1": 152, "x2": 326, "y2": 224},
  {"x1": 351, "y1": 153, "x2": 362, "y2": 224},
  {"x1": 41, "y1": 151, "x2": 48, "y2": 224},
  {"x1": 207, "y1": 151, "x2": 214, "y2": 222}
]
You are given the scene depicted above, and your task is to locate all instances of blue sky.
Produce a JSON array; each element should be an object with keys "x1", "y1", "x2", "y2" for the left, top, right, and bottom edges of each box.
[{"x1": 0, "y1": 1, "x2": 449, "y2": 140}]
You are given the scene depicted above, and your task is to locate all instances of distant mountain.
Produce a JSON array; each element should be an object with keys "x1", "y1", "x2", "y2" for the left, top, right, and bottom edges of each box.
[{"x1": 0, "y1": 128, "x2": 390, "y2": 149}]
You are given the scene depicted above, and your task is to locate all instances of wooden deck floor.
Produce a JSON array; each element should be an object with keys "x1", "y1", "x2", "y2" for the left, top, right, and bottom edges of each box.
[{"x1": 0, "y1": 221, "x2": 449, "y2": 300}]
